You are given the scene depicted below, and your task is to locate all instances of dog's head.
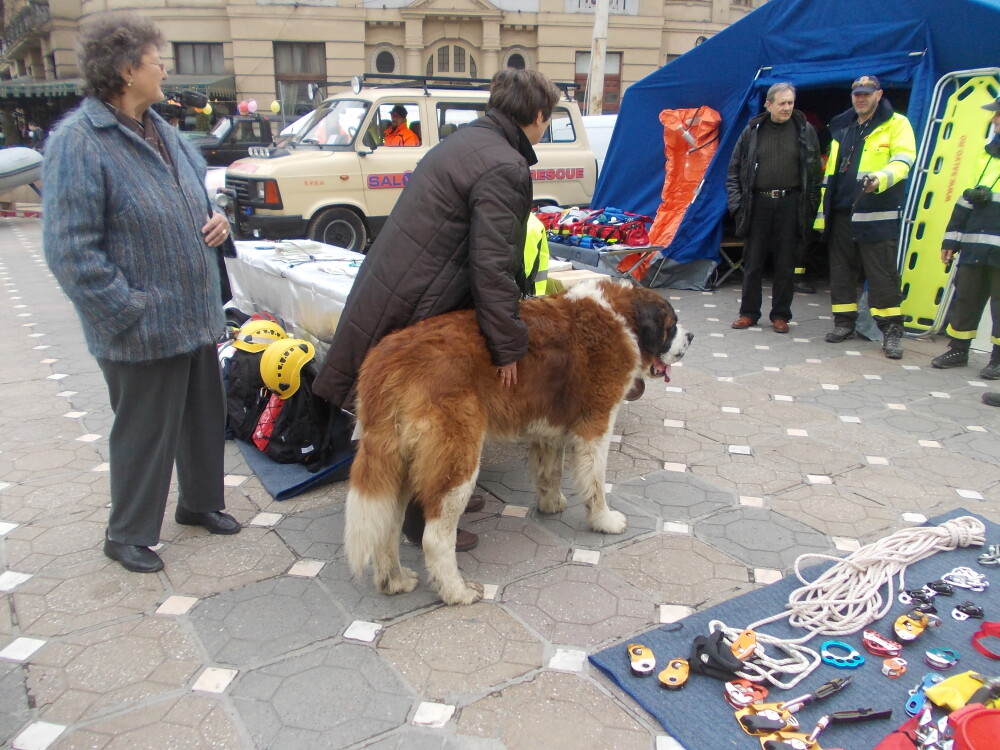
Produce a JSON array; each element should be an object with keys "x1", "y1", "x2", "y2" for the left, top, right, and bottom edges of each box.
[{"x1": 630, "y1": 285, "x2": 693, "y2": 383}]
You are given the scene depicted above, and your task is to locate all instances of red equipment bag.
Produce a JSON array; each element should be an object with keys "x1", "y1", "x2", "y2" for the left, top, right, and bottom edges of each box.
[{"x1": 252, "y1": 393, "x2": 285, "y2": 452}]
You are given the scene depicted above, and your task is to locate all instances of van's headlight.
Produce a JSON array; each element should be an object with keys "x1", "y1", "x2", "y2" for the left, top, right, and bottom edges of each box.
[{"x1": 251, "y1": 179, "x2": 282, "y2": 209}]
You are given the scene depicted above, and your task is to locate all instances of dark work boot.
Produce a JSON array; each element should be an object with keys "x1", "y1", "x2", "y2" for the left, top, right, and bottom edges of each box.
[
  {"x1": 931, "y1": 345, "x2": 970, "y2": 369},
  {"x1": 883, "y1": 323, "x2": 904, "y2": 360},
  {"x1": 825, "y1": 325, "x2": 856, "y2": 343},
  {"x1": 980, "y1": 345, "x2": 1000, "y2": 380}
]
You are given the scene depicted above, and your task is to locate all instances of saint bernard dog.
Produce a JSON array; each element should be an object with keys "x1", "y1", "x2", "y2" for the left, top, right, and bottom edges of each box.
[{"x1": 345, "y1": 278, "x2": 693, "y2": 605}]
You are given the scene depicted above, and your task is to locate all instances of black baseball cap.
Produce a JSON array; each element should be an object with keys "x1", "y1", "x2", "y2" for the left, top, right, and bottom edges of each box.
[
  {"x1": 851, "y1": 75, "x2": 881, "y2": 94},
  {"x1": 982, "y1": 97, "x2": 1000, "y2": 112},
  {"x1": 390, "y1": 104, "x2": 408, "y2": 118}
]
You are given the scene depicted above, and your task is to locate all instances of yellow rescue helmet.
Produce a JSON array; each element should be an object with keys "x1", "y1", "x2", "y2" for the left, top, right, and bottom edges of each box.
[
  {"x1": 260, "y1": 338, "x2": 315, "y2": 399},
  {"x1": 233, "y1": 320, "x2": 287, "y2": 353}
]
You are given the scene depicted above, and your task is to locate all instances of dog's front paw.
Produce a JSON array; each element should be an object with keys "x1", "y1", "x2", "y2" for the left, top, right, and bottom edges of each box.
[
  {"x1": 442, "y1": 579, "x2": 484, "y2": 606},
  {"x1": 378, "y1": 566, "x2": 419, "y2": 595},
  {"x1": 538, "y1": 492, "x2": 568, "y2": 515},
  {"x1": 591, "y1": 509, "x2": 627, "y2": 534}
]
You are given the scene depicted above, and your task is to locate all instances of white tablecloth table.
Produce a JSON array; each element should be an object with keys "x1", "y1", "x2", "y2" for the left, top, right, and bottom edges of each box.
[{"x1": 225, "y1": 239, "x2": 364, "y2": 354}]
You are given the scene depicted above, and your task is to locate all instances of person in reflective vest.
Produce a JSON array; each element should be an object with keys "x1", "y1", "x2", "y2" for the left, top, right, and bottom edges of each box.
[
  {"x1": 932, "y1": 98, "x2": 1000, "y2": 397},
  {"x1": 814, "y1": 75, "x2": 916, "y2": 359},
  {"x1": 524, "y1": 213, "x2": 550, "y2": 295}
]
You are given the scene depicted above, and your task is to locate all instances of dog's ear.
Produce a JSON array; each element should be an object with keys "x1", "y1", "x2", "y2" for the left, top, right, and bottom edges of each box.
[{"x1": 634, "y1": 299, "x2": 667, "y2": 354}]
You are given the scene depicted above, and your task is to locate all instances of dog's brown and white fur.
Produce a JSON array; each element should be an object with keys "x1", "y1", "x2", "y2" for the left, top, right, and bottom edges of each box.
[{"x1": 345, "y1": 278, "x2": 692, "y2": 605}]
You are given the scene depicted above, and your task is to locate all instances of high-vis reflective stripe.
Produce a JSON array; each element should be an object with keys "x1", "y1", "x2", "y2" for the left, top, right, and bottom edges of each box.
[
  {"x1": 958, "y1": 233, "x2": 1000, "y2": 248},
  {"x1": 794, "y1": 266, "x2": 806, "y2": 274},
  {"x1": 854, "y1": 210, "x2": 901, "y2": 222},
  {"x1": 946, "y1": 324, "x2": 978, "y2": 340},
  {"x1": 892, "y1": 154, "x2": 915, "y2": 168},
  {"x1": 832, "y1": 303, "x2": 858, "y2": 313},
  {"x1": 870, "y1": 306, "x2": 902, "y2": 317}
]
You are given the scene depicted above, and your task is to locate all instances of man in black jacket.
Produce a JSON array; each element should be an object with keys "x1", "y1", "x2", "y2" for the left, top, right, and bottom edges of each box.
[
  {"x1": 313, "y1": 68, "x2": 562, "y2": 550},
  {"x1": 727, "y1": 82, "x2": 822, "y2": 334}
]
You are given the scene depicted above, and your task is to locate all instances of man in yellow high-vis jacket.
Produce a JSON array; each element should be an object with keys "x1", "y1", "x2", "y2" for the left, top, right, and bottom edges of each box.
[{"x1": 814, "y1": 75, "x2": 916, "y2": 359}]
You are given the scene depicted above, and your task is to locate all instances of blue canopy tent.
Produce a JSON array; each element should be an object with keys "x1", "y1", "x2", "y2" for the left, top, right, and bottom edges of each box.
[{"x1": 593, "y1": 0, "x2": 1000, "y2": 288}]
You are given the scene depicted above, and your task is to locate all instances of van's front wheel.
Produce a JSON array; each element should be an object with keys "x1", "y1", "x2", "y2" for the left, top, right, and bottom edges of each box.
[{"x1": 308, "y1": 208, "x2": 368, "y2": 253}]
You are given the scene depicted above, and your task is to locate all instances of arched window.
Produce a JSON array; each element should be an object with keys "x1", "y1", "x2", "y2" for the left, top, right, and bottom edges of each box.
[
  {"x1": 426, "y1": 44, "x2": 477, "y2": 78},
  {"x1": 375, "y1": 51, "x2": 395, "y2": 73},
  {"x1": 507, "y1": 53, "x2": 525, "y2": 70},
  {"x1": 371, "y1": 47, "x2": 400, "y2": 75}
]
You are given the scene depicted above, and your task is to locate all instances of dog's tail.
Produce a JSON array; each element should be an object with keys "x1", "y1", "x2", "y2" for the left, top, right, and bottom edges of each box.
[{"x1": 344, "y1": 424, "x2": 407, "y2": 578}]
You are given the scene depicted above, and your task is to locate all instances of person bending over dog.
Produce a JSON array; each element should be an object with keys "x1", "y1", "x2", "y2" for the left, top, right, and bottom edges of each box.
[{"x1": 313, "y1": 68, "x2": 563, "y2": 552}]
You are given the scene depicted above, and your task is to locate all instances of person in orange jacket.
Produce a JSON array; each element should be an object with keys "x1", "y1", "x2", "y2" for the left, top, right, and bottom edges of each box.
[{"x1": 383, "y1": 104, "x2": 419, "y2": 146}]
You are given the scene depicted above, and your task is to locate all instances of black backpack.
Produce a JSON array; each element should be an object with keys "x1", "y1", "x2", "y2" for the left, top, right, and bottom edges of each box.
[{"x1": 223, "y1": 348, "x2": 268, "y2": 442}]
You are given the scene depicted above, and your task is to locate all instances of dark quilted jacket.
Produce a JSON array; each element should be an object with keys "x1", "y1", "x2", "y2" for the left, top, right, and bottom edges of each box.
[{"x1": 313, "y1": 109, "x2": 535, "y2": 409}]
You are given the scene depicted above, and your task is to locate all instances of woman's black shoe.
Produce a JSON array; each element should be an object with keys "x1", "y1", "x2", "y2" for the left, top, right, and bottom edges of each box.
[
  {"x1": 174, "y1": 509, "x2": 241, "y2": 535},
  {"x1": 103, "y1": 536, "x2": 164, "y2": 573}
]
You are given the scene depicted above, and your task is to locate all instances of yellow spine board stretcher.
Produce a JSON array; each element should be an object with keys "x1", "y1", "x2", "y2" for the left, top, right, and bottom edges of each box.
[{"x1": 900, "y1": 73, "x2": 999, "y2": 333}]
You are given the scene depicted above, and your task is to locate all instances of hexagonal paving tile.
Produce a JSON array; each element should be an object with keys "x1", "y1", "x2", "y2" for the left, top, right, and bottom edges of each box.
[
  {"x1": 25, "y1": 616, "x2": 201, "y2": 724},
  {"x1": 161, "y1": 527, "x2": 295, "y2": 597},
  {"x1": 231, "y1": 643, "x2": 412, "y2": 748},
  {"x1": 688, "y1": 451, "x2": 803, "y2": 498},
  {"x1": 49, "y1": 693, "x2": 242, "y2": 749},
  {"x1": 363, "y1": 728, "x2": 494, "y2": 750},
  {"x1": 532, "y1": 494, "x2": 658, "y2": 549},
  {"x1": 693, "y1": 506, "x2": 831, "y2": 570},
  {"x1": 612, "y1": 469, "x2": 737, "y2": 521},
  {"x1": 836, "y1": 465, "x2": 969, "y2": 513},
  {"x1": 379, "y1": 602, "x2": 543, "y2": 700},
  {"x1": 502, "y1": 565, "x2": 653, "y2": 648},
  {"x1": 747, "y1": 435, "x2": 862, "y2": 478},
  {"x1": 604, "y1": 534, "x2": 750, "y2": 607},
  {"x1": 319, "y1": 543, "x2": 442, "y2": 621},
  {"x1": 0, "y1": 661, "x2": 30, "y2": 744},
  {"x1": 770, "y1": 484, "x2": 900, "y2": 539},
  {"x1": 190, "y1": 576, "x2": 347, "y2": 665},
  {"x1": 275, "y1": 502, "x2": 346, "y2": 561},
  {"x1": 458, "y1": 514, "x2": 569, "y2": 585},
  {"x1": 4, "y1": 507, "x2": 110, "y2": 574},
  {"x1": 11, "y1": 560, "x2": 164, "y2": 637},
  {"x1": 890, "y1": 446, "x2": 1000, "y2": 491},
  {"x1": 457, "y1": 671, "x2": 648, "y2": 749}
]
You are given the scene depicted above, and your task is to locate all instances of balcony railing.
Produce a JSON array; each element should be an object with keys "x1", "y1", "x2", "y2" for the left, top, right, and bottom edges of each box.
[{"x1": 2, "y1": 1, "x2": 51, "y2": 59}]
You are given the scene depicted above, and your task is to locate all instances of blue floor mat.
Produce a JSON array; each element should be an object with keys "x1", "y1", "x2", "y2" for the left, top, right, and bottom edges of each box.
[
  {"x1": 588, "y1": 509, "x2": 1000, "y2": 749},
  {"x1": 236, "y1": 439, "x2": 352, "y2": 501}
]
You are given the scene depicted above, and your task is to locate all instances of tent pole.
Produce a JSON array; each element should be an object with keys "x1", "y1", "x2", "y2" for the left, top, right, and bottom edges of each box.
[{"x1": 585, "y1": 0, "x2": 610, "y2": 116}]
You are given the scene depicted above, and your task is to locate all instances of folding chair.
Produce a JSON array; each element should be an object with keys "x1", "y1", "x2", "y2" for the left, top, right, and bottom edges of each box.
[{"x1": 709, "y1": 238, "x2": 744, "y2": 289}]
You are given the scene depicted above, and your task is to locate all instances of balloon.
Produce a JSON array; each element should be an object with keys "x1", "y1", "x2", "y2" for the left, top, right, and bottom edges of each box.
[
  {"x1": 248, "y1": 99, "x2": 258, "y2": 114},
  {"x1": 270, "y1": 100, "x2": 281, "y2": 114},
  {"x1": 203, "y1": 103, "x2": 213, "y2": 116},
  {"x1": 237, "y1": 100, "x2": 249, "y2": 115}
]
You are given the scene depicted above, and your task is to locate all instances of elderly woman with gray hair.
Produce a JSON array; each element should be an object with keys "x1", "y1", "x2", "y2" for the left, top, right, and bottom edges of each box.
[{"x1": 42, "y1": 12, "x2": 240, "y2": 574}]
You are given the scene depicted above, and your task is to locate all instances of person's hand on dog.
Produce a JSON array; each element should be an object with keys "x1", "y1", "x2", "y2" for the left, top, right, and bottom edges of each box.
[{"x1": 498, "y1": 362, "x2": 518, "y2": 388}]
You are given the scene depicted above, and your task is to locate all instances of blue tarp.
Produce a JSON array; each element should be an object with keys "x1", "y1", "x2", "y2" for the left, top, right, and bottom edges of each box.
[{"x1": 594, "y1": 0, "x2": 1000, "y2": 270}]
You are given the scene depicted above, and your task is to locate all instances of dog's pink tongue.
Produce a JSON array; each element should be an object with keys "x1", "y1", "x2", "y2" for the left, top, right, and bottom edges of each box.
[{"x1": 663, "y1": 364, "x2": 671, "y2": 383}]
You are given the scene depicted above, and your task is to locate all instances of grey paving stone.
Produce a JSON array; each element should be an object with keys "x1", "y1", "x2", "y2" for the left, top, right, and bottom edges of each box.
[
  {"x1": 693, "y1": 505, "x2": 831, "y2": 570},
  {"x1": 379, "y1": 602, "x2": 543, "y2": 701},
  {"x1": 190, "y1": 576, "x2": 347, "y2": 665},
  {"x1": 456, "y1": 671, "x2": 649, "y2": 749},
  {"x1": 275, "y1": 501, "x2": 346, "y2": 560},
  {"x1": 604, "y1": 534, "x2": 750, "y2": 607},
  {"x1": 231, "y1": 643, "x2": 412, "y2": 749},
  {"x1": 458, "y1": 513, "x2": 569, "y2": 584},
  {"x1": 319, "y1": 542, "x2": 442, "y2": 620},
  {"x1": 613, "y1": 469, "x2": 736, "y2": 521},
  {"x1": 501, "y1": 564, "x2": 654, "y2": 648},
  {"x1": 0, "y1": 662, "x2": 30, "y2": 743}
]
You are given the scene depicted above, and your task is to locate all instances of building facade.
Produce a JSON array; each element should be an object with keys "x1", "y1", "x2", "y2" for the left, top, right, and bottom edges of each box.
[{"x1": 1, "y1": 0, "x2": 763, "y2": 135}]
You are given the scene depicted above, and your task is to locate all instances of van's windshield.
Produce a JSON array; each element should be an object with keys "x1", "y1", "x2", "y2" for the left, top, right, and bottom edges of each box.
[{"x1": 296, "y1": 99, "x2": 371, "y2": 147}]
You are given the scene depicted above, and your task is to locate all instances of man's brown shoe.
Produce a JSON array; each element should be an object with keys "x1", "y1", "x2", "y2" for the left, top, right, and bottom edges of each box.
[
  {"x1": 465, "y1": 494, "x2": 486, "y2": 514},
  {"x1": 772, "y1": 319, "x2": 789, "y2": 334},
  {"x1": 456, "y1": 529, "x2": 479, "y2": 552},
  {"x1": 731, "y1": 316, "x2": 755, "y2": 330}
]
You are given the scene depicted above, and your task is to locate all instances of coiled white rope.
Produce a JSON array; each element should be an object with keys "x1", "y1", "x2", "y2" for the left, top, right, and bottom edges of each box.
[{"x1": 710, "y1": 515, "x2": 985, "y2": 689}]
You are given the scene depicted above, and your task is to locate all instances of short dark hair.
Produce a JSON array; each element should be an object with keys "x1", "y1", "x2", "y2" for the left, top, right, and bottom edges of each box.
[
  {"x1": 390, "y1": 104, "x2": 407, "y2": 118},
  {"x1": 77, "y1": 12, "x2": 165, "y2": 101},
  {"x1": 488, "y1": 69, "x2": 562, "y2": 127}
]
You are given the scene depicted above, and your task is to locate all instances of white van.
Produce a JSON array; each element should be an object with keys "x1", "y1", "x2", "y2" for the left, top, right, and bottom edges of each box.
[
  {"x1": 582, "y1": 114, "x2": 617, "y2": 176},
  {"x1": 222, "y1": 75, "x2": 596, "y2": 253}
]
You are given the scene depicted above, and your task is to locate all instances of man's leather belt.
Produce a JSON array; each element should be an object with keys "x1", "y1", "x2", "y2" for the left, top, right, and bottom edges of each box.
[{"x1": 756, "y1": 188, "x2": 798, "y2": 198}]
